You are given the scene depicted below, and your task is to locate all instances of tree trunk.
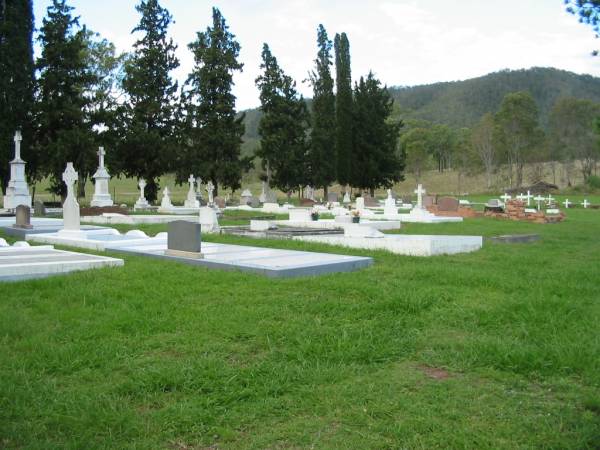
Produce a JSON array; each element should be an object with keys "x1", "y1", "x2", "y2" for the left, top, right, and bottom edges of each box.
[
  {"x1": 78, "y1": 175, "x2": 86, "y2": 199},
  {"x1": 370, "y1": 187, "x2": 375, "y2": 197},
  {"x1": 323, "y1": 185, "x2": 328, "y2": 199},
  {"x1": 146, "y1": 177, "x2": 159, "y2": 204}
]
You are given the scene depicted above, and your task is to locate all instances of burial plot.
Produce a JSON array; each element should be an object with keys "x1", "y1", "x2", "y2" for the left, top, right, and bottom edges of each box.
[{"x1": 13, "y1": 205, "x2": 32, "y2": 229}]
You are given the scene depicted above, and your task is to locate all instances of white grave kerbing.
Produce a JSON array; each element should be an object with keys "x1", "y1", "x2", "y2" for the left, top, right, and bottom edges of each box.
[
  {"x1": 90, "y1": 147, "x2": 114, "y2": 207},
  {"x1": 3, "y1": 131, "x2": 31, "y2": 210}
]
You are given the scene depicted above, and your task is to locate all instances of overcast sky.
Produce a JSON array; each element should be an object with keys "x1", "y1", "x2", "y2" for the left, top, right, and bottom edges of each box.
[{"x1": 33, "y1": 0, "x2": 600, "y2": 110}]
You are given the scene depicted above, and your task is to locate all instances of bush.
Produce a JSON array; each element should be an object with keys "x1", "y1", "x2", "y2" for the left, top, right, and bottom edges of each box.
[{"x1": 586, "y1": 175, "x2": 600, "y2": 189}]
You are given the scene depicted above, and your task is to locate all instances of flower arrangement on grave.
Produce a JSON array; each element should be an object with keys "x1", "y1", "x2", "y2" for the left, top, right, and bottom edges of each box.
[
  {"x1": 311, "y1": 209, "x2": 320, "y2": 221},
  {"x1": 351, "y1": 209, "x2": 361, "y2": 223}
]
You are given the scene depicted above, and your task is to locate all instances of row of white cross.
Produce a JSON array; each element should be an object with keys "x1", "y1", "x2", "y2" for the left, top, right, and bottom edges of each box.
[{"x1": 502, "y1": 192, "x2": 591, "y2": 209}]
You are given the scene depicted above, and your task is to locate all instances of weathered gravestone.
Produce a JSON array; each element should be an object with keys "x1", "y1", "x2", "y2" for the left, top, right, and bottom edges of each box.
[
  {"x1": 33, "y1": 200, "x2": 46, "y2": 217},
  {"x1": 327, "y1": 192, "x2": 339, "y2": 203},
  {"x1": 13, "y1": 205, "x2": 32, "y2": 229},
  {"x1": 363, "y1": 195, "x2": 379, "y2": 207},
  {"x1": 437, "y1": 197, "x2": 459, "y2": 212},
  {"x1": 166, "y1": 220, "x2": 203, "y2": 259},
  {"x1": 214, "y1": 197, "x2": 226, "y2": 209},
  {"x1": 423, "y1": 195, "x2": 436, "y2": 208}
]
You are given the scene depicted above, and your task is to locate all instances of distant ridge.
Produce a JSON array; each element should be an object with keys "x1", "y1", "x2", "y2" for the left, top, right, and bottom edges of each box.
[{"x1": 241, "y1": 67, "x2": 600, "y2": 144}]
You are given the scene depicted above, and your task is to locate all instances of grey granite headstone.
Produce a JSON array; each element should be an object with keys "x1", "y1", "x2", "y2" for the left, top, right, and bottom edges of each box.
[
  {"x1": 327, "y1": 192, "x2": 339, "y2": 203},
  {"x1": 14, "y1": 205, "x2": 32, "y2": 229},
  {"x1": 249, "y1": 196, "x2": 260, "y2": 208},
  {"x1": 166, "y1": 220, "x2": 202, "y2": 258},
  {"x1": 33, "y1": 200, "x2": 46, "y2": 216}
]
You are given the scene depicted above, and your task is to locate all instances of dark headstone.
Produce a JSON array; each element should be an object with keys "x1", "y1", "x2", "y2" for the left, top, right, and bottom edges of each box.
[
  {"x1": 423, "y1": 195, "x2": 436, "y2": 207},
  {"x1": 363, "y1": 195, "x2": 379, "y2": 207},
  {"x1": 14, "y1": 205, "x2": 32, "y2": 229},
  {"x1": 327, "y1": 192, "x2": 339, "y2": 203},
  {"x1": 167, "y1": 220, "x2": 202, "y2": 255},
  {"x1": 264, "y1": 191, "x2": 277, "y2": 203},
  {"x1": 437, "y1": 197, "x2": 459, "y2": 212},
  {"x1": 249, "y1": 197, "x2": 261, "y2": 208},
  {"x1": 489, "y1": 234, "x2": 540, "y2": 244},
  {"x1": 34, "y1": 200, "x2": 46, "y2": 216},
  {"x1": 80, "y1": 206, "x2": 128, "y2": 216},
  {"x1": 214, "y1": 197, "x2": 226, "y2": 209}
]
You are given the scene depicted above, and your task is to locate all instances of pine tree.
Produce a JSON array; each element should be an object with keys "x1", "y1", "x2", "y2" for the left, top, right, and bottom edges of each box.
[
  {"x1": 334, "y1": 32, "x2": 353, "y2": 187},
  {"x1": 37, "y1": 0, "x2": 94, "y2": 196},
  {"x1": 307, "y1": 24, "x2": 336, "y2": 197},
  {"x1": 351, "y1": 72, "x2": 404, "y2": 194},
  {"x1": 117, "y1": 0, "x2": 179, "y2": 202},
  {"x1": 0, "y1": 0, "x2": 36, "y2": 195},
  {"x1": 255, "y1": 43, "x2": 309, "y2": 198},
  {"x1": 181, "y1": 7, "x2": 249, "y2": 195}
]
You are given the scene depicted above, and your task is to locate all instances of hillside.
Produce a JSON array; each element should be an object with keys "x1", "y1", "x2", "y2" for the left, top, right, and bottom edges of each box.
[{"x1": 241, "y1": 67, "x2": 600, "y2": 144}]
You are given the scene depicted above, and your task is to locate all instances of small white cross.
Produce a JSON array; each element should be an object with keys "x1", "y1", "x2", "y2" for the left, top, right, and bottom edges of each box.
[
  {"x1": 415, "y1": 184, "x2": 426, "y2": 209},
  {"x1": 188, "y1": 174, "x2": 195, "y2": 186},
  {"x1": 563, "y1": 199, "x2": 571, "y2": 209},
  {"x1": 546, "y1": 194, "x2": 554, "y2": 205},
  {"x1": 501, "y1": 193, "x2": 512, "y2": 204},
  {"x1": 97, "y1": 147, "x2": 106, "y2": 168},
  {"x1": 13, "y1": 131, "x2": 22, "y2": 160},
  {"x1": 534, "y1": 195, "x2": 545, "y2": 210},
  {"x1": 525, "y1": 191, "x2": 533, "y2": 206},
  {"x1": 582, "y1": 199, "x2": 590, "y2": 209}
]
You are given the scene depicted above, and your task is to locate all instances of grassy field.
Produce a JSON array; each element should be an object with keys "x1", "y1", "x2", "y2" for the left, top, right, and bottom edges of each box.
[{"x1": 1, "y1": 209, "x2": 600, "y2": 448}]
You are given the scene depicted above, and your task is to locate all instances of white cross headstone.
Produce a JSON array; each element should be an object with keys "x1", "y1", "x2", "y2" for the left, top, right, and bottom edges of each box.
[
  {"x1": 134, "y1": 178, "x2": 149, "y2": 209},
  {"x1": 525, "y1": 190, "x2": 533, "y2": 206},
  {"x1": 184, "y1": 174, "x2": 199, "y2": 208},
  {"x1": 343, "y1": 191, "x2": 351, "y2": 204},
  {"x1": 563, "y1": 199, "x2": 571, "y2": 209},
  {"x1": 90, "y1": 147, "x2": 114, "y2": 207},
  {"x1": 415, "y1": 184, "x2": 426, "y2": 210},
  {"x1": 534, "y1": 195, "x2": 545, "y2": 210},
  {"x1": 501, "y1": 193, "x2": 512, "y2": 205},
  {"x1": 206, "y1": 181, "x2": 215, "y2": 206},
  {"x1": 61, "y1": 163, "x2": 81, "y2": 232},
  {"x1": 13, "y1": 131, "x2": 22, "y2": 161},
  {"x1": 195, "y1": 177, "x2": 203, "y2": 200},
  {"x1": 582, "y1": 199, "x2": 590, "y2": 209}
]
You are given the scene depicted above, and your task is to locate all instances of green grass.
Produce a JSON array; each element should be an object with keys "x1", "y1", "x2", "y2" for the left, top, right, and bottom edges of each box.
[{"x1": 1, "y1": 210, "x2": 600, "y2": 448}]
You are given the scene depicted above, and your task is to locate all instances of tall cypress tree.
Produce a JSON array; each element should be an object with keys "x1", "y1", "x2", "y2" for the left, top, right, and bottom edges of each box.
[
  {"x1": 181, "y1": 7, "x2": 249, "y2": 195},
  {"x1": 255, "y1": 43, "x2": 309, "y2": 198},
  {"x1": 117, "y1": 0, "x2": 179, "y2": 202},
  {"x1": 0, "y1": 0, "x2": 35, "y2": 195},
  {"x1": 37, "y1": 0, "x2": 94, "y2": 196},
  {"x1": 352, "y1": 72, "x2": 404, "y2": 194},
  {"x1": 308, "y1": 24, "x2": 336, "y2": 197},
  {"x1": 334, "y1": 32, "x2": 353, "y2": 187}
]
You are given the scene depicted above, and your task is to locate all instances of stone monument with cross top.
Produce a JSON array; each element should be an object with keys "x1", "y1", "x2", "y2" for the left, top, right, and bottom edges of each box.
[
  {"x1": 91, "y1": 147, "x2": 114, "y2": 207},
  {"x1": 3, "y1": 130, "x2": 31, "y2": 210}
]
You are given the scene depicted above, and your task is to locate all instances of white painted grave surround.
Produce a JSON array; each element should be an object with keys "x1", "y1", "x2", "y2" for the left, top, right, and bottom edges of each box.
[
  {"x1": 58, "y1": 163, "x2": 86, "y2": 238},
  {"x1": 289, "y1": 207, "x2": 312, "y2": 222},
  {"x1": 184, "y1": 174, "x2": 200, "y2": 208},
  {"x1": 134, "y1": 179, "x2": 150, "y2": 210},
  {"x1": 397, "y1": 184, "x2": 463, "y2": 223},
  {"x1": 90, "y1": 147, "x2": 114, "y2": 207},
  {"x1": 3, "y1": 131, "x2": 31, "y2": 210}
]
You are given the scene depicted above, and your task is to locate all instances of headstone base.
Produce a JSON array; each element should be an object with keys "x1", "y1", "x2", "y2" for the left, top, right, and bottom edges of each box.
[{"x1": 165, "y1": 249, "x2": 204, "y2": 259}]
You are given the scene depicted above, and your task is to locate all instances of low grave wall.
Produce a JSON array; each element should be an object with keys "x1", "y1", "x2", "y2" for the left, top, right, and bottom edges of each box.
[{"x1": 484, "y1": 199, "x2": 565, "y2": 224}]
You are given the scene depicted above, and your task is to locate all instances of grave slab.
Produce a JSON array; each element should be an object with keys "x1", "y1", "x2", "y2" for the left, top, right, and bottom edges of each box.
[
  {"x1": 0, "y1": 242, "x2": 123, "y2": 281},
  {"x1": 295, "y1": 233, "x2": 482, "y2": 256}
]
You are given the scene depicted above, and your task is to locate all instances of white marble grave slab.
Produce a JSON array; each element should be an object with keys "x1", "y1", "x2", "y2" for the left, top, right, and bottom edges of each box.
[
  {"x1": 294, "y1": 233, "x2": 482, "y2": 256},
  {"x1": 26, "y1": 228, "x2": 167, "y2": 251},
  {"x1": 81, "y1": 213, "x2": 198, "y2": 225},
  {"x1": 0, "y1": 242, "x2": 123, "y2": 281}
]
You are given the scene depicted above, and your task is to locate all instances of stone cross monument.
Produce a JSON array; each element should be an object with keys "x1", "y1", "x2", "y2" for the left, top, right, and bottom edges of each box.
[
  {"x1": 206, "y1": 181, "x2": 215, "y2": 206},
  {"x1": 3, "y1": 131, "x2": 31, "y2": 210},
  {"x1": 59, "y1": 162, "x2": 83, "y2": 236},
  {"x1": 134, "y1": 178, "x2": 150, "y2": 210},
  {"x1": 184, "y1": 174, "x2": 200, "y2": 208},
  {"x1": 414, "y1": 184, "x2": 426, "y2": 210},
  {"x1": 90, "y1": 147, "x2": 114, "y2": 207}
]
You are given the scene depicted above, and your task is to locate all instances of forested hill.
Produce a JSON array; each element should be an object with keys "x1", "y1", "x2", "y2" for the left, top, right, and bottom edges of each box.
[
  {"x1": 242, "y1": 67, "x2": 600, "y2": 142},
  {"x1": 388, "y1": 67, "x2": 600, "y2": 128}
]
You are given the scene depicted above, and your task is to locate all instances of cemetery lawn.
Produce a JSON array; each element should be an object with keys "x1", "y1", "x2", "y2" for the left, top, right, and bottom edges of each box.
[{"x1": 2, "y1": 211, "x2": 600, "y2": 449}]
